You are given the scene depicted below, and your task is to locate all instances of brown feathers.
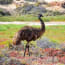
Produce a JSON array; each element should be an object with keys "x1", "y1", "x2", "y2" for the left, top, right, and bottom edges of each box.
[{"x1": 12, "y1": 14, "x2": 45, "y2": 45}]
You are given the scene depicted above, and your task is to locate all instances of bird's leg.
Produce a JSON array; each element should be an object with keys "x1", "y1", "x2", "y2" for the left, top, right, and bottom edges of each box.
[
  {"x1": 28, "y1": 45, "x2": 30, "y2": 56},
  {"x1": 27, "y1": 43, "x2": 30, "y2": 56},
  {"x1": 24, "y1": 43, "x2": 30, "y2": 56},
  {"x1": 24, "y1": 47, "x2": 26, "y2": 57}
]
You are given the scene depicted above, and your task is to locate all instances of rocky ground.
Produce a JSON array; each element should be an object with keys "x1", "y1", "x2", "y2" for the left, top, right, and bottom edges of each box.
[{"x1": 0, "y1": 1, "x2": 65, "y2": 16}]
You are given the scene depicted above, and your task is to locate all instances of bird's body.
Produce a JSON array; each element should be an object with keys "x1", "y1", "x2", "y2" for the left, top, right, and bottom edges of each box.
[
  {"x1": 12, "y1": 14, "x2": 45, "y2": 56},
  {"x1": 13, "y1": 26, "x2": 44, "y2": 45}
]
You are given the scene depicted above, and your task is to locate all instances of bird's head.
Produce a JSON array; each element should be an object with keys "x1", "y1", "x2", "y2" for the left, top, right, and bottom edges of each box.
[{"x1": 38, "y1": 14, "x2": 43, "y2": 18}]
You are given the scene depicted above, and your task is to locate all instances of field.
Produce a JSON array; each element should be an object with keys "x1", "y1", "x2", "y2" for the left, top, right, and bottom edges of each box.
[
  {"x1": 0, "y1": 1, "x2": 65, "y2": 65},
  {"x1": 0, "y1": 24, "x2": 65, "y2": 65},
  {"x1": 0, "y1": 24, "x2": 65, "y2": 45},
  {"x1": 0, "y1": 15, "x2": 65, "y2": 22}
]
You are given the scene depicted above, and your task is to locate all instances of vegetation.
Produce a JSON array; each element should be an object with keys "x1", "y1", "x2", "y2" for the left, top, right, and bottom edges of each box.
[
  {"x1": 0, "y1": 24, "x2": 65, "y2": 65},
  {"x1": 0, "y1": 8, "x2": 11, "y2": 16},
  {"x1": 0, "y1": 25, "x2": 65, "y2": 45},
  {"x1": 62, "y1": 2, "x2": 65, "y2": 8},
  {"x1": 0, "y1": 15, "x2": 65, "y2": 22},
  {"x1": 0, "y1": 0, "x2": 13, "y2": 4},
  {"x1": 45, "y1": 25, "x2": 65, "y2": 44}
]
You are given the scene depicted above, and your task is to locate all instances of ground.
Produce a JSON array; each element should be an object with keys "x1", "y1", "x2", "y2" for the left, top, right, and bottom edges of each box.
[
  {"x1": 0, "y1": 44, "x2": 65, "y2": 65},
  {"x1": 0, "y1": 24, "x2": 65, "y2": 44},
  {"x1": 0, "y1": 24, "x2": 65, "y2": 65}
]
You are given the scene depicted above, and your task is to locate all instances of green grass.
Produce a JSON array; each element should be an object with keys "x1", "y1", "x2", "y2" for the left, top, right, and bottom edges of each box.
[
  {"x1": 45, "y1": 25, "x2": 65, "y2": 43},
  {"x1": 0, "y1": 24, "x2": 65, "y2": 45},
  {"x1": 0, "y1": 15, "x2": 65, "y2": 22}
]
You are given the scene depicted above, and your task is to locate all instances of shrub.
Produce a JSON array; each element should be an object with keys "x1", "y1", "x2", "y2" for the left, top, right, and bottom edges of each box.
[
  {"x1": 0, "y1": 8, "x2": 11, "y2": 16},
  {"x1": 36, "y1": 37, "x2": 57, "y2": 49},
  {"x1": 62, "y1": 2, "x2": 65, "y2": 8},
  {"x1": 60, "y1": 43, "x2": 65, "y2": 52},
  {"x1": 0, "y1": 0, "x2": 13, "y2": 5}
]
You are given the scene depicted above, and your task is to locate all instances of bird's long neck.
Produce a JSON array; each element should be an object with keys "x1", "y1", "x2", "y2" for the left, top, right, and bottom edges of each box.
[{"x1": 38, "y1": 17, "x2": 45, "y2": 32}]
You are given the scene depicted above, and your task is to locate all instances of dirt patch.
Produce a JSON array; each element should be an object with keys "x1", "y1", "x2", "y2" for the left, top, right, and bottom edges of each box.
[{"x1": 0, "y1": 32, "x2": 5, "y2": 35}]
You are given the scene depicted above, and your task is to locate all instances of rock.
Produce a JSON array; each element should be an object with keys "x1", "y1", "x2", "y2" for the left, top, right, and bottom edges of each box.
[
  {"x1": 62, "y1": 2, "x2": 65, "y2": 8},
  {"x1": 0, "y1": 0, "x2": 13, "y2": 5},
  {"x1": 15, "y1": 4, "x2": 47, "y2": 15},
  {"x1": 29, "y1": 6, "x2": 46, "y2": 14},
  {"x1": 0, "y1": 8, "x2": 11, "y2": 16}
]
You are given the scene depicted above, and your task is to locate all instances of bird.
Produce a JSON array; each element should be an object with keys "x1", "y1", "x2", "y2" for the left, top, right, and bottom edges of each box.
[{"x1": 12, "y1": 14, "x2": 45, "y2": 56}]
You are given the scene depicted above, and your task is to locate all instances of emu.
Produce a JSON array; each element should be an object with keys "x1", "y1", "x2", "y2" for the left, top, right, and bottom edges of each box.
[{"x1": 12, "y1": 14, "x2": 45, "y2": 56}]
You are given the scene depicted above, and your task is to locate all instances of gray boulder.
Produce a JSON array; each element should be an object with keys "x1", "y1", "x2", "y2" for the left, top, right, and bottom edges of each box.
[
  {"x1": 0, "y1": 8, "x2": 11, "y2": 16},
  {"x1": 15, "y1": 4, "x2": 47, "y2": 15},
  {"x1": 0, "y1": 0, "x2": 13, "y2": 5}
]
